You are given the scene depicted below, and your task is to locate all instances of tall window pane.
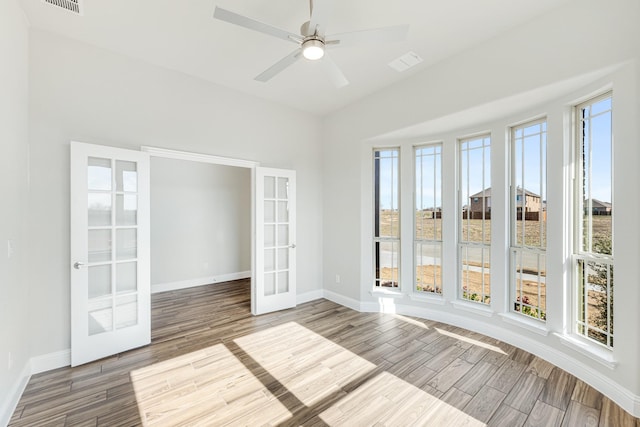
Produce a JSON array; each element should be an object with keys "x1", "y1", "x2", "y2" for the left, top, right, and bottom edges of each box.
[
  {"x1": 459, "y1": 135, "x2": 491, "y2": 304},
  {"x1": 374, "y1": 148, "x2": 400, "y2": 288},
  {"x1": 511, "y1": 120, "x2": 547, "y2": 321},
  {"x1": 575, "y1": 94, "x2": 613, "y2": 348},
  {"x1": 415, "y1": 144, "x2": 442, "y2": 294}
]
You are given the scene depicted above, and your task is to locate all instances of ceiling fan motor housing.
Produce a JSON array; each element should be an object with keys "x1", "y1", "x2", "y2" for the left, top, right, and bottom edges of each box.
[{"x1": 301, "y1": 37, "x2": 325, "y2": 60}]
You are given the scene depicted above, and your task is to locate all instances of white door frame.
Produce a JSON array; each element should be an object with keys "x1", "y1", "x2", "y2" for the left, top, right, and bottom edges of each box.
[{"x1": 140, "y1": 146, "x2": 263, "y2": 312}]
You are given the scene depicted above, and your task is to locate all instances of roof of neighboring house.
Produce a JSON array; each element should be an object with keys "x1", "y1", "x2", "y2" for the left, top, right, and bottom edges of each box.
[
  {"x1": 470, "y1": 187, "x2": 492, "y2": 198},
  {"x1": 470, "y1": 187, "x2": 540, "y2": 199},
  {"x1": 515, "y1": 187, "x2": 540, "y2": 198},
  {"x1": 589, "y1": 199, "x2": 612, "y2": 209}
]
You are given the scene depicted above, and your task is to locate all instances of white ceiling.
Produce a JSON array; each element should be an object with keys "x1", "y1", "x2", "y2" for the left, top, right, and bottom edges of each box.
[{"x1": 19, "y1": 0, "x2": 571, "y2": 115}]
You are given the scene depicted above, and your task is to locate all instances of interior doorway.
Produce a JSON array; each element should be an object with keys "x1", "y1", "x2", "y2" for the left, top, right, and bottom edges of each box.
[{"x1": 149, "y1": 156, "x2": 252, "y2": 295}]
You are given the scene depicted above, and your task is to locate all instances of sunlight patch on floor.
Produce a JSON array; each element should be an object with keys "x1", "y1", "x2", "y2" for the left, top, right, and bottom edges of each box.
[
  {"x1": 234, "y1": 321, "x2": 377, "y2": 407},
  {"x1": 320, "y1": 371, "x2": 487, "y2": 426},
  {"x1": 435, "y1": 328, "x2": 508, "y2": 355},
  {"x1": 394, "y1": 314, "x2": 432, "y2": 329},
  {"x1": 130, "y1": 344, "x2": 291, "y2": 426}
]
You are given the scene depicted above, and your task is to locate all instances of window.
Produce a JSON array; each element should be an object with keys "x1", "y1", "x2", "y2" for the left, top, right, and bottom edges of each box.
[
  {"x1": 374, "y1": 148, "x2": 400, "y2": 288},
  {"x1": 415, "y1": 144, "x2": 442, "y2": 294},
  {"x1": 458, "y1": 135, "x2": 491, "y2": 304},
  {"x1": 510, "y1": 120, "x2": 547, "y2": 321},
  {"x1": 574, "y1": 93, "x2": 613, "y2": 347}
]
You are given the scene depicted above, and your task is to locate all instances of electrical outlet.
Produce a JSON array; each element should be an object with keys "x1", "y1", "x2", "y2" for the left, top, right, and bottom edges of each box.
[
  {"x1": 335, "y1": 274, "x2": 341, "y2": 284},
  {"x1": 7, "y1": 239, "x2": 14, "y2": 259}
]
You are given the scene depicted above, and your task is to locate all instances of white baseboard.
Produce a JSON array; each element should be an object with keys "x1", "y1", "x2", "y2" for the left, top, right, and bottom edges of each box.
[
  {"x1": 0, "y1": 361, "x2": 31, "y2": 427},
  {"x1": 30, "y1": 349, "x2": 71, "y2": 375},
  {"x1": 322, "y1": 290, "x2": 363, "y2": 312},
  {"x1": 297, "y1": 289, "x2": 323, "y2": 304},
  {"x1": 1, "y1": 348, "x2": 75, "y2": 426},
  {"x1": 151, "y1": 271, "x2": 251, "y2": 294}
]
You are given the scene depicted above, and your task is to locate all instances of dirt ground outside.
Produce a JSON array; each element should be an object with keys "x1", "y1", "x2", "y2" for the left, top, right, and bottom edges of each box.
[{"x1": 378, "y1": 211, "x2": 612, "y2": 322}]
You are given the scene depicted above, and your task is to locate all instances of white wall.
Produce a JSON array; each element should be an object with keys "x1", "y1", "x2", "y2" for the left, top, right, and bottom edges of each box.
[
  {"x1": 322, "y1": 0, "x2": 640, "y2": 416},
  {"x1": 150, "y1": 157, "x2": 251, "y2": 290},
  {"x1": 0, "y1": 0, "x2": 30, "y2": 422},
  {"x1": 27, "y1": 30, "x2": 323, "y2": 358}
]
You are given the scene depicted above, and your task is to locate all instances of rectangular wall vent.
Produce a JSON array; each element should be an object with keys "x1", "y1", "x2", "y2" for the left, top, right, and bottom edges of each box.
[{"x1": 42, "y1": 0, "x2": 82, "y2": 15}]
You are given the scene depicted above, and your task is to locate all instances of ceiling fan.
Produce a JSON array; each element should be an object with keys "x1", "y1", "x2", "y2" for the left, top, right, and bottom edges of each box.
[{"x1": 213, "y1": 1, "x2": 409, "y2": 87}]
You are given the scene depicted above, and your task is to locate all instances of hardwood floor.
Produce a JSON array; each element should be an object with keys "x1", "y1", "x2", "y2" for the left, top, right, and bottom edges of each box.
[{"x1": 9, "y1": 279, "x2": 640, "y2": 426}]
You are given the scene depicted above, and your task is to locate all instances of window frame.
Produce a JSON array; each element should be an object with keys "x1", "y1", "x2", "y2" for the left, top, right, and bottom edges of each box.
[
  {"x1": 509, "y1": 118, "x2": 548, "y2": 322},
  {"x1": 572, "y1": 91, "x2": 614, "y2": 349},
  {"x1": 413, "y1": 142, "x2": 443, "y2": 296},
  {"x1": 373, "y1": 147, "x2": 401, "y2": 290},
  {"x1": 457, "y1": 134, "x2": 492, "y2": 305}
]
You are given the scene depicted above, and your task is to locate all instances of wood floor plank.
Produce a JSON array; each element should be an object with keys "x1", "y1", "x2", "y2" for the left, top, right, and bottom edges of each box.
[
  {"x1": 488, "y1": 404, "x2": 528, "y2": 427},
  {"x1": 503, "y1": 372, "x2": 547, "y2": 414},
  {"x1": 599, "y1": 397, "x2": 637, "y2": 427},
  {"x1": 572, "y1": 379, "x2": 604, "y2": 410},
  {"x1": 563, "y1": 400, "x2": 600, "y2": 427},
  {"x1": 487, "y1": 359, "x2": 528, "y2": 394},
  {"x1": 8, "y1": 279, "x2": 639, "y2": 426},
  {"x1": 539, "y1": 367, "x2": 578, "y2": 411},
  {"x1": 463, "y1": 384, "x2": 506, "y2": 423},
  {"x1": 440, "y1": 387, "x2": 474, "y2": 411},
  {"x1": 525, "y1": 400, "x2": 565, "y2": 427},
  {"x1": 426, "y1": 357, "x2": 474, "y2": 393},
  {"x1": 526, "y1": 356, "x2": 556, "y2": 379},
  {"x1": 453, "y1": 359, "x2": 500, "y2": 396}
]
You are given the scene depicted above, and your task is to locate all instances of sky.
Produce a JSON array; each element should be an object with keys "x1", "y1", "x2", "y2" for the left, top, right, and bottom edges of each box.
[{"x1": 376, "y1": 97, "x2": 612, "y2": 212}]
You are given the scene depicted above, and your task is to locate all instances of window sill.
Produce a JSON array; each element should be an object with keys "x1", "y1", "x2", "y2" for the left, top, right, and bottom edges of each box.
[
  {"x1": 499, "y1": 313, "x2": 549, "y2": 336},
  {"x1": 451, "y1": 300, "x2": 494, "y2": 317},
  {"x1": 408, "y1": 293, "x2": 446, "y2": 305},
  {"x1": 370, "y1": 289, "x2": 404, "y2": 299},
  {"x1": 555, "y1": 333, "x2": 617, "y2": 370}
]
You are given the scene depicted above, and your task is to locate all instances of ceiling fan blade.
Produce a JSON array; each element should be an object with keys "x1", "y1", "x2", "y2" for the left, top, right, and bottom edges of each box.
[
  {"x1": 214, "y1": 6, "x2": 302, "y2": 44},
  {"x1": 255, "y1": 49, "x2": 303, "y2": 82},
  {"x1": 321, "y1": 54, "x2": 349, "y2": 88},
  {"x1": 328, "y1": 24, "x2": 409, "y2": 47},
  {"x1": 308, "y1": 0, "x2": 331, "y2": 36}
]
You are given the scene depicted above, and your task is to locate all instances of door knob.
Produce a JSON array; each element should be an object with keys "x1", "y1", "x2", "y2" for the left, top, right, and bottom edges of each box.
[
  {"x1": 73, "y1": 262, "x2": 86, "y2": 270},
  {"x1": 289, "y1": 244, "x2": 296, "y2": 249}
]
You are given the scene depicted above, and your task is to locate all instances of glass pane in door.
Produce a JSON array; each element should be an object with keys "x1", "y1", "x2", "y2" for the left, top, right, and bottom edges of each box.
[
  {"x1": 89, "y1": 230, "x2": 112, "y2": 263},
  {"x1": 88, "y1": 265, "x2": 111, "y2": 299},
  {"x1": 265, "y1": 273, "x2": 276, "y2": 296},
  {"x1": 116, "y1": 262, "x2": 137, "y2": 293},
  {"x1": 116, "y1": 229, "x2": 137, "y2": 260},
  {"x1": 277, "y1": 225, "x2": 289, "y2": 246},
  {"x1": 277, "y1": 271, "x2": 289, "y2": 293},
  {"x1": 115, "y1": 294, "x2": 138, "y2": 329},
  {"x1": 116, "y1": 195, "x2": 137, "y2": 226},
  {"x1": 277, "y1": 177, "x2": 288, "y2": 199},
  {"x1": 88, "y1": 193, "x2": 112, "y2": 227},
  {"x1": 277, "y1": 201, "x2": 289, "y2": 222},
  {"x1": 88, "y1": 158, "x2": 112, "y2": 191},
  {"x1": 88, "y1": 298, "x2": 113, "y2": 336},
  {"x1": 264, "y1": 176, "x2": 275, "y2": 198},
  {"x1": 116, "y1": 160, "x2": 137, "y2": 192}
]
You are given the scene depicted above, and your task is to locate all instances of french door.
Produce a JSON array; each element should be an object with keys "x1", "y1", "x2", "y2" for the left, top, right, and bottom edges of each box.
[
  {"x1": 70, "y1": 142, "x2": 150, "y2": 366},
  {"x1": 254, "y1": 167, "x2": 297, "y2": 315}
]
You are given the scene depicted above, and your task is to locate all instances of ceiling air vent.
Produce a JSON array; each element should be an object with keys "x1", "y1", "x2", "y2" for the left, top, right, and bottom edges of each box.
[
  {"x1": 388, "y1": 51, "x2": 423, "y2": 72},
  {"x1": 42, "y1": 0, "x2": 82, "y2": 15}
]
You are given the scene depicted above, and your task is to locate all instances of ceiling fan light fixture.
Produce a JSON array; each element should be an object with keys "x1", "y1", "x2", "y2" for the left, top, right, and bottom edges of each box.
[{"x1": 302, "y1": 38, "x2": 325, "y2": 60}]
